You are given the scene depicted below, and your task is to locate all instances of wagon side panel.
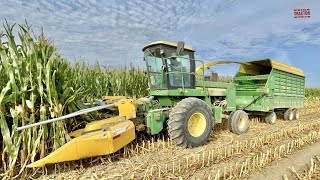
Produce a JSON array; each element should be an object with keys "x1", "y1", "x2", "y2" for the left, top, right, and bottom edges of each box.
[{"x1": 272, "y1": 69, "x2": 305, "y2": 109}]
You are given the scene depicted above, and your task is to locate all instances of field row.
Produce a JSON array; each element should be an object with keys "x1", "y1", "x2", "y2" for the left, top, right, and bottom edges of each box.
[
  {"x1": 200, "y1": 127, "x2": 320, "y2": 179},
  {"x1": 286, "y1": 156, "x2": 320, "y2": 179}
]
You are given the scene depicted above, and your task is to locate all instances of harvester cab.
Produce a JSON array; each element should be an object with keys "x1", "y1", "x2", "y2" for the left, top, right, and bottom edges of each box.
[{"x1": 142, "y1": 41, "x2": 196, "y2": 90}]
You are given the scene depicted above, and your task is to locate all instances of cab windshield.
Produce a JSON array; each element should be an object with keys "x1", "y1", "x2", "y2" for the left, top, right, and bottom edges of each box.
[{"x1": 144, "y1": 45, "x2": 196, "y2": 90}]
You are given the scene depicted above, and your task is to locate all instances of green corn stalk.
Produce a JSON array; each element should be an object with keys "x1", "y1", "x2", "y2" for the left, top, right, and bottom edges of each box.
[
  {"x1": 0, "y1": 21, "x2": 149, "y2": 178},
  {"x1": 305, "y1": 88, "x2": 320, "y2": 98}
]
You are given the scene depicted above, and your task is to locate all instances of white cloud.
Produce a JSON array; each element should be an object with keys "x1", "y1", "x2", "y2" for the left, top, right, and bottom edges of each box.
[{"x1": 0, "y1": 0, "x2": 319, "y2": 68}]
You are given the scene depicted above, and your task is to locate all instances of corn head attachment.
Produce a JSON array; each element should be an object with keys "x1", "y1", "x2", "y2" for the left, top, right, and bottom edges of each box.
[{"x1": 17, "y1": 97, "x2": 137, "y2": 167}]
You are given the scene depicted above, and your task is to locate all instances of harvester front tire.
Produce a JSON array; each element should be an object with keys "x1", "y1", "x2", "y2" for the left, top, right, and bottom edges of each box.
[
  {"x1": 284, "y1": 109, "x2": 294, "y2": 121},
  {"x1": 229, "y1": 110, "x2": 249, "y2": 135},
  {"x1": 168, "y1": 98, "x2": 213, "y2": 148},
  {"x1": 293, "y1": 109, "x2": 300, "y2": 120},
  {"x1": 265, "y1": 112, "x2": 276, "y2": 124}
]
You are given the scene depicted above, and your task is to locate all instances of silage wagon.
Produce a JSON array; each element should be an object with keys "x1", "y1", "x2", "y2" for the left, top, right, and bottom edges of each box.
[{"x1": 232, "y1": 59, "x2": 305, "y2": 124}]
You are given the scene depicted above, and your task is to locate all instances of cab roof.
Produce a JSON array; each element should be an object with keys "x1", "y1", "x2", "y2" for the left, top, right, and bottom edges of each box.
[
  {"x1": 142, "y1": 40, "x2": 194, "y2": 51},
  {"x1": 242, "y1": 59, "x2": 304, "y2": 77}
]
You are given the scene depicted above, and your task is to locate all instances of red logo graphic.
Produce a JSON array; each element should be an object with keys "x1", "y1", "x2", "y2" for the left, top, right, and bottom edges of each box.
[{"x1": 294, "y1": 9, "x2": 311, "y2": 18}]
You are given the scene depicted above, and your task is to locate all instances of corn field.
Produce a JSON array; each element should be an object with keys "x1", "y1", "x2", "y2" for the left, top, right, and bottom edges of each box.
[
  {"x1": 0, "y1": 22, "x2": 147, "y2": 178},
  {"x1": 305, "y1": 88, "x2": 320, "y2": 98}
]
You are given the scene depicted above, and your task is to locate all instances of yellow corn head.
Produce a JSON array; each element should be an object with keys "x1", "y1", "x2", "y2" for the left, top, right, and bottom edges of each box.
[{"x1": 18, "y1": 97, "x2": 138, "y2": 167}]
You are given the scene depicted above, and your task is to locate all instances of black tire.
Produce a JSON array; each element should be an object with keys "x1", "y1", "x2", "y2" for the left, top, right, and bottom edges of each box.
[
  {"x1": 168, "y1": 97, "x2": 213, "y2": 148},
  {"x1": 228, "y1": 111, "x2": 236, "y2": 130},
  {"x1": 265, "y1": 112, "x2": 276, "y2": 124},
  {"x1": 284, "y1": 109, "x2": 294, "y2": 121},
  {"x1": 293, "y1": 109, "x2": 300, "y2": 120},
  {"x1": 229, "y1": 110, "x2": 249, "y2": 135}
]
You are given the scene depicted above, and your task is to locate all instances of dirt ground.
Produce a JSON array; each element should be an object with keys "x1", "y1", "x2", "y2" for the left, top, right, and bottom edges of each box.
[{"x1": 249, "y1": 141, "x2": 320, "y2": 180}]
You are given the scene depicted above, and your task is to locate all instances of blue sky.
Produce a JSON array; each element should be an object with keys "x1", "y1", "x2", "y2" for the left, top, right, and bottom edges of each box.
[{"x1": 1, "y1": 0, "x2": 319, "y2": 87}]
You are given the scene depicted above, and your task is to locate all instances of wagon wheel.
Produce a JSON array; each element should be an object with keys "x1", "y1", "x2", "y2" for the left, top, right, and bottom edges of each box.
[
  {"x1": 229, "y1": 110, "x2": 249, "y2": 135},
  {"x1": 265, "y1": 112, "x2": 276, "y2": 124},
  {"x1": 228, "y1": 111, "x2": 236, "y2": 130},
  {"x1": 168, "y1": 97, "x2": 213, "y2": 148},
  {"x1": 284, "y1": 109, "x2": 294, "y2": 121},
  {"x1": 293, "y1": 109, "x2": 300, "y2": 120}
]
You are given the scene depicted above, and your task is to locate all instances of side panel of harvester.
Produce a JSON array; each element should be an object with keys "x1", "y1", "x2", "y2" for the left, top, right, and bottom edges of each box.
[{"x1": 233, "y1": 59, "x2": 305, "y2": 112}]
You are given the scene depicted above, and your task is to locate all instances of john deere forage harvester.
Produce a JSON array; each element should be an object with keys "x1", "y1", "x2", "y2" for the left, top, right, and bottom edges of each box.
[{"x1": 18, "y1": 41, "x2": 305, "y2": 167}]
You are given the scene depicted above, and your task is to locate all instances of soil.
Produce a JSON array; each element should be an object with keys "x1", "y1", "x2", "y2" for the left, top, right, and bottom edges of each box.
[{"x1": 249, "y1": 141, "x2": 320, "y2": 180}]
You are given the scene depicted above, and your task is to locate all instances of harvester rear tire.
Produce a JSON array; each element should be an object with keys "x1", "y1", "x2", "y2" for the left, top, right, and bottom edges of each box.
[
  {"x1": 229, "y1": 110, "x2": 249, "y2": 135},
  {"x1": 293, "y1": 109, "x2": 300, "y2": 120},
  {"x1": 265, "y1": 112, "x2": 276, "y2": 124},
  {"x1": 168, "y1": 97, "x2": 213, "y2": 148},
  {"x1": 284, "y1": 109, "x2": 294, "y2": 121}
]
